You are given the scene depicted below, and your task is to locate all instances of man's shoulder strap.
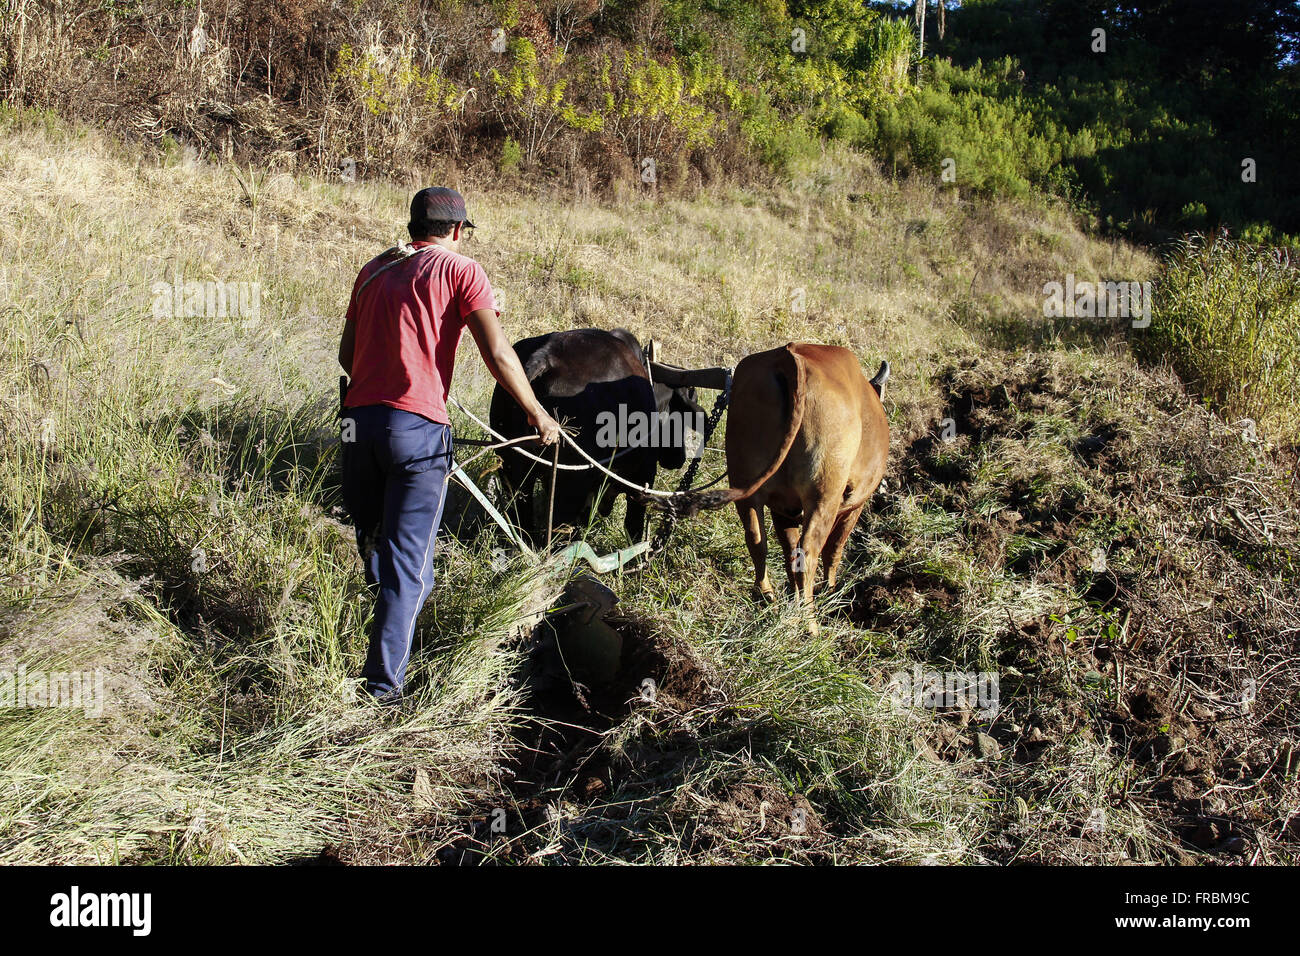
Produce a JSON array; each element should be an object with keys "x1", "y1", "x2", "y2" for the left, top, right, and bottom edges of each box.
[{"x1": 356, "y1": 242, "x2": 440, "y2": 298}]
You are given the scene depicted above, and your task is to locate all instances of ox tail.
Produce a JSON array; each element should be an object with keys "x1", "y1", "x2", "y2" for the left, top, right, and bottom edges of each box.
[{"x1": 654, "y1": 344, "x2": 807, "y2": 518}]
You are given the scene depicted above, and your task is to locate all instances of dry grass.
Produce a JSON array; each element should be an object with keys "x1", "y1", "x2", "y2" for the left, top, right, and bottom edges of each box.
[{"x1": 4, "y1": 110, "x2": 1295, "y2": 865}]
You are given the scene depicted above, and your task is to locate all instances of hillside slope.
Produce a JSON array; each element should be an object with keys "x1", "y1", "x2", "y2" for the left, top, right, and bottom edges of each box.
[{"x1": 1, "y1": 113, "x2": 1296, "y2": 864}]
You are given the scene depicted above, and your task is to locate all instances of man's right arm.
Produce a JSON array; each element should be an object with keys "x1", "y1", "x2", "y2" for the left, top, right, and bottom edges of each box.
[{"x1": 465, "y1": 308, "x2": 561, "y2": 446}]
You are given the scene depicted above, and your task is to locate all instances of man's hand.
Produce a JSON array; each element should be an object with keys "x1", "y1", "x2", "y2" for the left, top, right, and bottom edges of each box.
[{"x1": 529, "y1": 407, "x2": 562, "y2": 446}]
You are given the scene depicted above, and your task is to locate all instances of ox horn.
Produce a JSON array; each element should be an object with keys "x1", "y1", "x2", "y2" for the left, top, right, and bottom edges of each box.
[{"x1": 869, "y1": 360, "x2": 890, "y2": 397}]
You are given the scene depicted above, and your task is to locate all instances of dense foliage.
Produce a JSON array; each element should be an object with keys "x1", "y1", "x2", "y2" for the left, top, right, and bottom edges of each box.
[{"x1": 2, "y1": 0, "x2": 1296, "y2": 235}]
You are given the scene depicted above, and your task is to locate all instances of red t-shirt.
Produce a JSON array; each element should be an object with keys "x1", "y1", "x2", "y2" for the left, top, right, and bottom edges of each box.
[{"x1": 343, "y1": 241, "x2": 497, "y2": 424}]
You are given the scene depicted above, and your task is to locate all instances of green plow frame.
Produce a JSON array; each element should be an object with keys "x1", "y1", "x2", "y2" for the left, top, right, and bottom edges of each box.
[{"x1": 449, "y1": 462, "x2": 651, "y2": 573}]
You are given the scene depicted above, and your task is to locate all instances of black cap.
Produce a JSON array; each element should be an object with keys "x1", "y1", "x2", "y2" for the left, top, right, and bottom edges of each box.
[{"x1": 410, "y1": 187, "x2": 476, "y2": 229}]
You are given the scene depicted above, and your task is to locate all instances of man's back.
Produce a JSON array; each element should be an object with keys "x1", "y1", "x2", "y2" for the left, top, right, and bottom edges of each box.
[{"x1": 344, "y1": 242, "x2": 496, "y2": 424}]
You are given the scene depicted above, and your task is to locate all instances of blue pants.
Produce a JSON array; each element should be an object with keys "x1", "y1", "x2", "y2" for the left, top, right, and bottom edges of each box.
[{"x1": 340, "y1": 405, "x2": 452, "y2": 698}]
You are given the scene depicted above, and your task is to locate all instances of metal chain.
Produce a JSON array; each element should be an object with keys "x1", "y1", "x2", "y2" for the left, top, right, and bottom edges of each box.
[
  {"x1": 651, "y1": 379, "x2": 731, "y2": 553},
  {"x1": 679, "y1": 388, "x2": 730, "y2": 493}
]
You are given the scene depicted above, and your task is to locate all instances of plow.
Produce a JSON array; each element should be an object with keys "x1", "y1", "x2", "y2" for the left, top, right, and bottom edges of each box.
[{"x1": 439, "y1": 342, "x2": 734, "y2": 681}]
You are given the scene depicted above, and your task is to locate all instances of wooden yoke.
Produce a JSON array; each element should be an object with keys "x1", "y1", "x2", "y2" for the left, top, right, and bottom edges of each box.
[{"x1": 645, "y1": 339, "x2": 733, "y2": 391}]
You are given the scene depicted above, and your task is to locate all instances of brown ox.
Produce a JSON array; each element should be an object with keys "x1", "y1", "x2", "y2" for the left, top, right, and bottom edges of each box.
[{"x1": 667, "y1": 343, "x2": 889, "y2": 624}]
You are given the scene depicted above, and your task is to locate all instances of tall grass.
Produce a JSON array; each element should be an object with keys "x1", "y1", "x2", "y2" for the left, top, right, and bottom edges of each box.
[
  {"x1": 1139, "y1": 234, "x2": 1300, "y2": 444},
  {"x1": 10, "y1": 110, "x2": 1273, "y2": 865},
  {"x1": 0, "y1": 116, "x2": 561, "y2": 861}
]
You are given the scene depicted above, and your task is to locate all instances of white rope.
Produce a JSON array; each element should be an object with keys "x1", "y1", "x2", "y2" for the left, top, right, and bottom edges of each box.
[
  {"x1": 449, "y1": 397, "x2": 594, "y2": 471},
  {"x1": 554, "y1": 429, "x2": 682, "y2": 498},
  {"x1": 448, "y1": 396, "x2": 691, "y2": 499}
]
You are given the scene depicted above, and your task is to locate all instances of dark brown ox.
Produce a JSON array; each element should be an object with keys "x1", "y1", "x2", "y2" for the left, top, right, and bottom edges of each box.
[
  {"x1": 489, "y1": 328, "x2": 703, "y2": 544},
  {"x1": 667, "y1": 343, "x2": 889, "y2": 625}
]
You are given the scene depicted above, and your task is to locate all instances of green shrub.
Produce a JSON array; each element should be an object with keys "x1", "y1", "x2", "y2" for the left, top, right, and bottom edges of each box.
[
  {"x1": 586, "y1": 46, "x2": 726, "y2": 158},
  {"x1": 1137, "y1": 235, "x2": 1300, "y2": 443},
  {"x1": 487, "y1": 38, "x2": 601, "y2": 165},
  {"x1": 737, "y1": 92, "x2": 821, "y2": 174}
]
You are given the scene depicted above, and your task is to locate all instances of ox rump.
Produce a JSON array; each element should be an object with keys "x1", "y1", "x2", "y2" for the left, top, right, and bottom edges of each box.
[
  {"x1": 652, "y1": 342, "x2": 891, "y2": 632},
  {"x1": 489, "y1": 327, "x2": 704, "y2": 544}
]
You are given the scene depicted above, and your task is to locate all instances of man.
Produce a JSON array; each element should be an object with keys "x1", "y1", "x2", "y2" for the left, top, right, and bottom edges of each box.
[{"x1": 338, "y1": 186, "x2": 561, "y2": 702}]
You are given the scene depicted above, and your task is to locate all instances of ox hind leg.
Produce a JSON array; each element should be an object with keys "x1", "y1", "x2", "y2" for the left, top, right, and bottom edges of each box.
[
  {"x1": 819, "y1": 503, "x2": 864, "y2": 594},
  {"x1": 619, "y1": 455, "x2": 656, "y2": 542},
  {"x1": 623, "y1": 495, "x2": 647, "y2": 543},
  {"x1": 735, "y1": 499, "x2": 775, "y2": 602},
  {"x1": 770, "y1": 509, "x2": 802, "y2": 599},
  {"x1": 595, "y1": 485, "x2": 648, "y2": 544},
  {"x1": 792, "y1": 497, "x2": 842, "y2": 632}
]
